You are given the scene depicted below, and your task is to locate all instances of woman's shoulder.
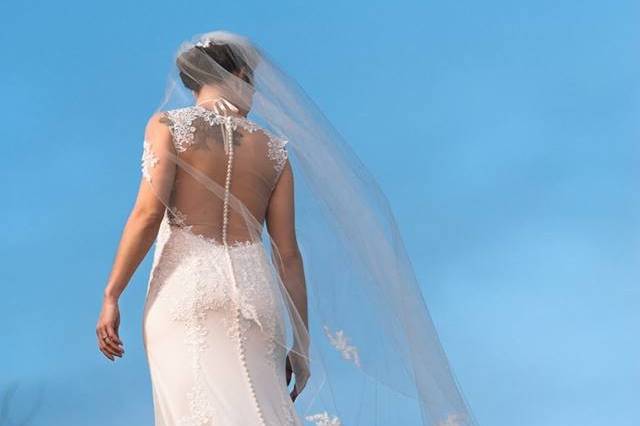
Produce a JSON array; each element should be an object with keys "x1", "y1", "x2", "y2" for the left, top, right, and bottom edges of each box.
[
  {"x1": 143, "y1": 110, "x2": 177, "y2": 143},
  {"x1": 145, "y1": 106, "x2": 198, "y2": 140}
]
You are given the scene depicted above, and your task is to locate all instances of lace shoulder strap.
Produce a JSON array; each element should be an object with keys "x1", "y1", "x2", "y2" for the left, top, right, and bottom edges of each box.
[
  {"x1": 159, "y1": 106, "x2": 289, "y2": 174},
  {"x1": 223, "y1": 114, "x2": 289, "y2": 174},
  {"x1": 264, "y1": 131, "x2": 289, "y2": 175},
  {"x1": 158, "y1": 107, "x2": 203, "y2": 152}
]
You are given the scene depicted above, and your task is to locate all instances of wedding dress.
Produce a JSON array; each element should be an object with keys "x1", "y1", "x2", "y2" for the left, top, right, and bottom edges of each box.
[
  {"x1": 139, "y1": 30, "x2": 478, "y2": 426},
  {"x1": 142, "y1": 100, "x2": 302, "y2": 425}
]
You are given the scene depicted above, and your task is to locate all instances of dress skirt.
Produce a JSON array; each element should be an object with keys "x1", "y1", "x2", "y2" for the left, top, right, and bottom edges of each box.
[{"x1": 142, "y1": 221, "x2": 302, "y2": 426}]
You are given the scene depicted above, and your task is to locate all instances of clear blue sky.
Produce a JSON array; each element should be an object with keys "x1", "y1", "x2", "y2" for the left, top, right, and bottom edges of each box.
[{"x1": 1, "y1": 1, "x2": 638, "y2": 425}]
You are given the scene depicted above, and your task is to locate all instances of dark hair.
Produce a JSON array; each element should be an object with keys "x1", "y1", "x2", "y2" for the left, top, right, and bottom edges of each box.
[{"x1": 177, "y1": 43, "x2": 254, "y2": 92}]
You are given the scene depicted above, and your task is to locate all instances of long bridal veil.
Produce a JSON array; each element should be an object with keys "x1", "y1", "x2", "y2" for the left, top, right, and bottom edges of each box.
[{"x1": 143, "y1": 30, "x2": 477, "y2": 426}]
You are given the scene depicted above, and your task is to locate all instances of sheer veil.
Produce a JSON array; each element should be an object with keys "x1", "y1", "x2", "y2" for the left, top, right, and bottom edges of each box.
[{"x1": 142, "y1": 30, "x2": 477, "y2": 426}]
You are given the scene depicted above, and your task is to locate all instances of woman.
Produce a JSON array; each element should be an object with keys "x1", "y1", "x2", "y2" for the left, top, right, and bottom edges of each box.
[{"x1": 96, "y1": 31, "x2": 477, "y2": 426}]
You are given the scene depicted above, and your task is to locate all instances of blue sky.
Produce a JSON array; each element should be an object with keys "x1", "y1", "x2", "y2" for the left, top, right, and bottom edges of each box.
[{"x1": 1, "y1": 0, "x2": 638, "y2": 425}]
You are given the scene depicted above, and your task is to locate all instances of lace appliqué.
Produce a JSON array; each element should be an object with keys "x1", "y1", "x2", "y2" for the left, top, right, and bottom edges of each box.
[
  {"x1": 267, "y1": 136, "x2": 288, "y2": 174},
  {"x1": 437, "y1": 414, "x2": 467, "y2": 426},
  {"x1": 141, "y1": 139, "x2": 159, "y2": 182},
  {"x1": 167, "y1": 208, "x2": 192, "y2": 231},
  {"x1": 160, "y1": 106, "x2": 288, "y2": 173},
  {"x1": 305, "y1": 411, "x2": 341, "y2": 426},
  {"x1": 149, "y1": 212, "x2": 286, "y2": 424},
  {"x1": 162, "y1": 207, "x2": 268, "y2": 337},
  {"x1": 159, "y1": 108, "x2": 199, "y2": 152},
  {"x1": 176, "y1": 377, "x2": 216, "y2": 426},
  {"x1": 323, "y1": 326, "x2": 361, "y2": 368}
]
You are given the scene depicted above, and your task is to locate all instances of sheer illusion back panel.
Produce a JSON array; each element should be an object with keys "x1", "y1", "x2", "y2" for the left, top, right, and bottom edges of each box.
[{"x1": 159, "y1": 106, "x2": 288, "y2": 245}]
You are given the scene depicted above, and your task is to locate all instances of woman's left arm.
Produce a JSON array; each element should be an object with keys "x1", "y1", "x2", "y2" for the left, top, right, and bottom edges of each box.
[{"x1": 96, "y1": 113, "x2": 175, "y2": 361}]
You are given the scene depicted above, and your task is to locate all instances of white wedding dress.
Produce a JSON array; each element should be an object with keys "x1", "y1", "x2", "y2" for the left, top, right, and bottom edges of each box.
[{"x1": 140, "y1": 101, "x2": 303, "y2": 426}]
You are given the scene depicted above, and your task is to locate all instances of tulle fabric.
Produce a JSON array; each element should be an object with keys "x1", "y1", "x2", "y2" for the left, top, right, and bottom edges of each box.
[{"x1": 141, "y1": 30, "x2": 477, "y2": 426}]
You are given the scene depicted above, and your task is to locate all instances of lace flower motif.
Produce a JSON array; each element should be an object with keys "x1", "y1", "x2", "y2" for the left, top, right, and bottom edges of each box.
[
  {"x1": 323, "y1": 325, "x2": 361, "y2": 368},
  {"x1": 267, "y1": 136, "x2": 288, "y2": 174},
  {"x1": 305, "y1": 411, "x2": 341, "y2": 426},
  {"x1": 161, "y1": 106, "x2": 286, "y2": 174},
  {"x1": 176, "y1": 379, "x2": 215, "y2": 426},
  {"x1": 167, "y1": 208, "x2": 190, "y2": 228},
  {"x1": 141, "y1": 139, "x2": 159, "y2": 182}
]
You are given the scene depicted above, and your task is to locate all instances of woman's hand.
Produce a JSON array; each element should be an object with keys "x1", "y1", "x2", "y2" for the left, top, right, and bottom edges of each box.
[
  {"x1": 285, "y1": 347, "x2": 310, "y2": 401},
  {"x1": 96, "y1": 298, "x2": 124, "y2": 361}
]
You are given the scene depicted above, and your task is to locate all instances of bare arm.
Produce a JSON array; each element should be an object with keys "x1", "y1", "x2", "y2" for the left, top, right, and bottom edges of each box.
[
  {"x1": 102, "y1": 196, "x2": 163, "y2": 301},
  {"x1": 96, "y1": 113, "x2": 175, "y2": 361},
  {"x1": 266, "y1": 160, "x2": 310, "y2": 400},
  {"x1": 266, "y1": 161, "x2": 308, "y2": 336}
]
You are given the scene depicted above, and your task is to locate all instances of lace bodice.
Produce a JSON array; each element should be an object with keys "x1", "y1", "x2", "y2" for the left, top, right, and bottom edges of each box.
[
  {"x1": 158, "y1": 105, "x2": 288, "y2": 173},
  {"x1": 141, "y1": 99, "x2": 290, "y2": 246}
]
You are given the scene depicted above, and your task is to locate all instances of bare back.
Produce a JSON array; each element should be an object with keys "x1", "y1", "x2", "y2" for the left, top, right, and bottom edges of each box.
[{"x1": 146, "y1": 104, "x2": 289, "y2": 245}]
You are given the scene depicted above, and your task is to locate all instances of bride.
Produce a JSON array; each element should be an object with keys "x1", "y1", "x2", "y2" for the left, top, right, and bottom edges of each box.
[{"x1": 96, "y1": 31, "x2": 477, "y2": 426}]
